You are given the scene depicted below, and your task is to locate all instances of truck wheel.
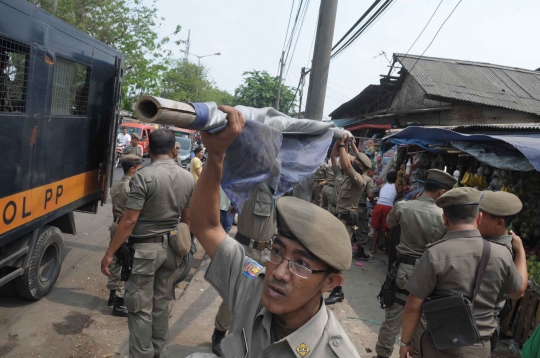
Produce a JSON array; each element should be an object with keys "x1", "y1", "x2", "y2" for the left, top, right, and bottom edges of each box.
[{"x1": 15, "y1": 226, "x2": 64, "y2": 300}]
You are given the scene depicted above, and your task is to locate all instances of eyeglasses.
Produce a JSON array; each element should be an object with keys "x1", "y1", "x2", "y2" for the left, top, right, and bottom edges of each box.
[{"x1": 263, "y1": 247, "x2": 329, "y2": 279}]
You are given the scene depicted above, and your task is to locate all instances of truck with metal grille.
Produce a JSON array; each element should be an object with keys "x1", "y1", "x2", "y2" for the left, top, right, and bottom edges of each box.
[{"x1": 0, "y1": 0, "x2": 123, "y2": 299}]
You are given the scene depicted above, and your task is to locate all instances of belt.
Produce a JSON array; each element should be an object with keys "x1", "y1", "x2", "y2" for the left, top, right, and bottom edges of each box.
[
  {"x1": 113, "y1": 216, "x2": 122, "y2": 224},
  {"x1": 397, "y1": 253, "x2": 418, "y2": 266},
  {"x1": 234, "y1": 231, "x2": 272, "y2": 251},
  {"x1": 129, "y1": 233, "x2": 169, "y2": 244}
]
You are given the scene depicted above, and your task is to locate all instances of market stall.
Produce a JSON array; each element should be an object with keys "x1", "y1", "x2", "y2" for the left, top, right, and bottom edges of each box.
[{"x1": 382, "y1": 126, "x2": 540, "y2": 352}]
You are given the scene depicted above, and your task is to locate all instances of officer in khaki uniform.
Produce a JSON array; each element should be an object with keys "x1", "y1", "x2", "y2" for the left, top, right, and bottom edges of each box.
[
  {"x1": 478, "y1": 191, "x2": 522, "y2": 350},
  {"x1": 325, "y1": 135, "x2": 367, "y2": 305},
  {"x1": 211, "y1": 182, "x2": 274, "y2": 357},
  {"x1": 374, "y1": 169, "x2": 456, "y2": 358},
  {"x1": 320, "y1": 161, "x2": 337, "y2": 214},
  {"x1": 123, "y1": 132, "x2": 143, "y2": 157},
  {"x1": 101, "y1": 129, "x2": 195, "y2": 358},
  {"x1": 107, "y1": 154, "x2": 143, "y2": 317},
  {"x1": 190, "y1": 106, "x2": 360, "y2": 358},
  {"x1": 312, "y1": 163, "x2": 327, "y2": 205},
  {"x1": 399, "y1": 188, "x2": 528, "y2": 358}
]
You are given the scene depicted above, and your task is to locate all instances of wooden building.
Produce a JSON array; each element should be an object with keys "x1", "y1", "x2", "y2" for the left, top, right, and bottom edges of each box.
[{"x1": 330, "y1": 54, "x2": 540, "y2": 137}]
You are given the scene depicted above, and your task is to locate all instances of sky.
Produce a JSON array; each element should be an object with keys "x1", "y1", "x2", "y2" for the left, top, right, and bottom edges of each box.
[{"x1": 155, "y1": 0, "x2": 538, "y2": 118}]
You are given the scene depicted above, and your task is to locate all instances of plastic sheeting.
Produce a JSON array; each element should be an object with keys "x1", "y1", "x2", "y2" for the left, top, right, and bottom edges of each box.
[
  {"x1": 192, "y1": 103, "x2": 336, "y2": 212},
  {"x1": 384, "y1": 127, "x2": 540, "y2": 172},
  {"x1": 451, "y1": 141, "x2": 535, "y2": 171}
]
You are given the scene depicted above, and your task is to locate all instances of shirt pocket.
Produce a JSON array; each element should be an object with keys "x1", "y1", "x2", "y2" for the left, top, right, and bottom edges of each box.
[
  {"x1": 339, "y1": 181, "x2": 352, "y2": 199},
  {"x1": 253, "y1": 189, "x2": 272, "y2": 217},
  {"x1": 131, "y1": 249, "x2": 157, "y2": 276},
  {"x1": 221, "y1": 331, "x2": 248, "y2": 358}
]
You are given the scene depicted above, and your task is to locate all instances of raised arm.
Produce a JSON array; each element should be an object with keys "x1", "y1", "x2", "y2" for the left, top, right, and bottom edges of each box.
[
  {"x1": 351, "y1": 137, "x2": 361, "y2": 157},
  {"x1": 338, "y1": 134, "x2": 352, "y2": 172},
  {"x1": 190, "y1": 106, "x2": 245, "y2": 259}
]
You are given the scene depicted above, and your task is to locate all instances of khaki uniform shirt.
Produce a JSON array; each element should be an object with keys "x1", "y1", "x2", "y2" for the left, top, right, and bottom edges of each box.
[
  {"x1": 486, "y1": 234, "x2": 514, "y2": 315},
  {"x1": 324, "y1": 163, "x2": 335, "y2": 185},
  {"x1": 406, "y1": 230, "x2": 523, "y2": 337},
  {"x1": 205, "y1": 236, "x2": 360, "y2": 358},
  {"x1": 358, "y1": 174, "x2": 373, "y2": 205},
  {"x1": 387, "y1": 196, "x2": 446, "y2": 257},
  {"x1": 126, "y1": 158, "x2": 194, "y2": 237},
  {"x1": 334, "y1": 166, "x2": 366, "y2": 214},
  {"x1": 123, "y1": 144, "x2": 143, "y2": 157},
  {"x1": 110, "y1": 175, "x2": 131, "y2": 219}
]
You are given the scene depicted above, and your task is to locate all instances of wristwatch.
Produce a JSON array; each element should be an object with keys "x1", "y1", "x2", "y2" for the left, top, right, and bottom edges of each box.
[
  {"x1": 399, "y1": 340, "x2": 412, "y2": 347},
  {"x1": 338, "y1": 144, "x2": 345, "y2": 149}
]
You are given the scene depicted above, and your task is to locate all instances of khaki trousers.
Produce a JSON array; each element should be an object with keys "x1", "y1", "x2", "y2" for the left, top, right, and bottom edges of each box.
[
  {"x1": 376, "y1": 262, "x2": 426, "y2": 357},
  {"x1": 421, "y1": 332, "x2": 490, "y2": 358},
  {"x1": 356, "y1": 206, "x2": 371, "y2": 251},
  {"x1": 124, "y1": 240, "x2": 178, "y2": 358},
  {"x1": 107, "y1": 222, "x2": 125, "y2": 298},
  {"x1": 214, "y1": 244, "x2": 266, "y2": 332}
]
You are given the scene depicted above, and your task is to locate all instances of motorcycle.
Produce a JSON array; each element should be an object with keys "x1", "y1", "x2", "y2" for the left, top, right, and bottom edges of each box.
[
  {"x1": 115, "y1": 141, "x2": 125, "y2": 168},
  {"x1": 174, "y1": 234, "x2": 197, "y2": 285}
]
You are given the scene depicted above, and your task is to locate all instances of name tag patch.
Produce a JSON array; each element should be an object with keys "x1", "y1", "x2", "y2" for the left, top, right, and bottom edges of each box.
[{"x1": 243, "y1": 259, "x2": 262, "y2": 280}]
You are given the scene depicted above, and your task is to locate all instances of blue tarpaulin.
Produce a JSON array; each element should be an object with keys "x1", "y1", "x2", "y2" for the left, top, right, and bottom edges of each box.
[{"x1": 383, "y1": 127, "x2": 540, "y2": 172}]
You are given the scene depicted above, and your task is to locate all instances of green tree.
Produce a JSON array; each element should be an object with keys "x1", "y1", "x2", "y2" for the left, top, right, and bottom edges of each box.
[
  {"x1": 233, "y1": 70, "x2": 296, "y2": 115},
  {"x1": 161, "y1": 59, "x2": 233, "y2": 105},
  {"x1": 28, "y1": 0, "x2": 183, "y2": 110}
]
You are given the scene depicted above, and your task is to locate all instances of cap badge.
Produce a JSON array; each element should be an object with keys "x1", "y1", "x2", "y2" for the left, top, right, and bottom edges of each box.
[{"x1": 296, "y1": 343, "x2": 310, "y2": 357}]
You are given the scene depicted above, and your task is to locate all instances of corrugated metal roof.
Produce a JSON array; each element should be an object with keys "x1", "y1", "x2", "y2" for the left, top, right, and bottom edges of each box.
[
  {"x1": 329, "y1": 84, "x2": 380, "y2": 118},
  {"x1": 394, "y1": 53, "x2": 540, "y2": 116},
  {"x1": 330, "y1": 118, "x2": 361, "y2": 128}
]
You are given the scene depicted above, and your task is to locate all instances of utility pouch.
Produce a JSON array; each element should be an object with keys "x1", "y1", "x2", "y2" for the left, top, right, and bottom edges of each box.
[
  {"x1": 346, "y1": 211, "x2": 358, "y2": 225},
  {"x1": 422, "y1": 240, "x2": 491, "y2": 350},
  {"x1": 116, "y1": 243, "x2": 135, "y2": 281},
  {"x1": 377, "y1": 262, "x2": 399, "y2": 309}
]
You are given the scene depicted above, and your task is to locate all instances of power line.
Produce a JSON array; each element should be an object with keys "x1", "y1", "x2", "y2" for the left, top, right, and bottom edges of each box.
[
  {"x1": 278, "y1": 0, "x2": 296, "y2": 75},
  {"x1": 331, "y1": 0, "x2": 394, "y2": 60},
  {"x1": 407, "y1": 0, "x2": 463, "y2": 73},
  {"x1": 404, "y1": 0, "x2": 444, "y2": 55},
  {"x1": 331, "y1": 0, "x2": 382, "y2": 51},
  {"x1": 284, "y1": 0, "x2": 305, "y2": 66},
  {"x1": 285, "y1": 0, "x2": 311, "y2": 80}
]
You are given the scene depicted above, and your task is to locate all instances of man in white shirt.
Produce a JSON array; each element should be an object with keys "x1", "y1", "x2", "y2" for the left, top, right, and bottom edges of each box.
[{"x1": 117, "y1": 127, "x2": 131, "y2": 146}]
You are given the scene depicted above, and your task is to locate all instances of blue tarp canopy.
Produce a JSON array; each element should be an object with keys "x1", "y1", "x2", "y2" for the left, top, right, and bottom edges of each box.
[{"x1": 383, "y1": 127, "x2": 540, "y2": 172}]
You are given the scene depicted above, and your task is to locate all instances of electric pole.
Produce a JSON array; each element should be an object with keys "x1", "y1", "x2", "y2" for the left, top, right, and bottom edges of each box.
[
  {"x1": 293, "y1": 0, "x2": 338, "y2": 201},
  {"x1": 298, "y1": 67, "x2": 306, "y2": 118},
  {"x1": 276, "y1": 51, "x2": 285, "y2": 111},
  {"x1": 184, "y1": 29, "x2": 191, "y2": 62},
  {"x1": 304, "y1": 0, "x2": 339, "y2": 121}
]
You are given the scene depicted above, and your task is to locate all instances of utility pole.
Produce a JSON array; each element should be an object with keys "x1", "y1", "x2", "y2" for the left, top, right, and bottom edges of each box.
[
  {"x1": 53, "y1": 0, "x2": 58, "y2": 13},
  {"x1": 276, "y1": 51, "x2": 285, "y2": 111},
  {"x1": 184, "y1": 30, "x2": 191, "y2": 62},
  {"x1": 293, "y1": 0, "x2": 338, "y2": 202},
  {"x1": 304, "y1": 0, "x2": 339, "y2": 121},
  {"x1": 298, "y1": 67, "x2": 306, "y2": 118}
]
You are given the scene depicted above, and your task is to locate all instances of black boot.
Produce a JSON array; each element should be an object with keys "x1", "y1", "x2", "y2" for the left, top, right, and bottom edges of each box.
[
  {"x1": 211, "y1": 328, "x2": 227, "y2": 357},
  {"x1": 107, "y1": 290, "x2": 116, "y2": 306},
  {"x1": 112, "y1": 297, "x2": 128, "y2": 317},
  {"x1": 355, "y1": 249, "x2": 374, "y2": 261},
  {"x1": 325, "y1": 286, "x2": 344, "y2": 305}
]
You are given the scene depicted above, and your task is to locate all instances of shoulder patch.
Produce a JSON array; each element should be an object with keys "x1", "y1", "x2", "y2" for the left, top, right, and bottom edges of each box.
[{"x1": 243, "y1": 259, "x2": 263, "y2": 280}]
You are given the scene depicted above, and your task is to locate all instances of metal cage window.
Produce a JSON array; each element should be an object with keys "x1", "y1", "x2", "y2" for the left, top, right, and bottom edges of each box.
[
  {"x1": 51, "y1": 57, "x2": 90, "y2": 116},
  {"x1": 0, "y1": 37, "x2": 30, "y2": 114}
]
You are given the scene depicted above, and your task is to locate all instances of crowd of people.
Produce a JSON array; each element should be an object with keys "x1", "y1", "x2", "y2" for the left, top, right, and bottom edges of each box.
[{"x1": 102, "y1": 106, "x2": 528, "y2": 358}]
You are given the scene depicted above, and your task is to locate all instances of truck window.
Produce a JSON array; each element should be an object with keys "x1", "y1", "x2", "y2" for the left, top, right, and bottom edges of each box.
[
  {"x1": 51, "y1": 57, "x2": 90, "y2": 116},
  {"x1": 0, "y1": 37, "x2": 30, "y2": 114}
]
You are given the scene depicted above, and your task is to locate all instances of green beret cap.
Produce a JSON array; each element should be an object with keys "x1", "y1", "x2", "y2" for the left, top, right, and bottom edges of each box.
[
  {"x1": 356, "y1": 152, "x2": 372, "y2": 169},
  {"x1": 426, "y1": 169, "x2": 457, "y2": 188},
  {"x1": 480, "y1": 191, "x2": 522, "y2": 216},
  {"x1": 131, "y1": 132, "x2": 140, "y2": 140},
  {"x1": 436, "y1": 187, "x2": 482, "y2": 208},
  {"x1": 120, "y1": 154, "x2": 143, "y2": 164},
  {"x1": 276, "y1": 196, "x2": 351, "y2": 271}
]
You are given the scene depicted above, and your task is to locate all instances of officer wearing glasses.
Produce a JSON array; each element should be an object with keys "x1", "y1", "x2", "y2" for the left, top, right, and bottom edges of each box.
[{"x1": 191, "y1": 106, "x2": 360, "y2": 358}]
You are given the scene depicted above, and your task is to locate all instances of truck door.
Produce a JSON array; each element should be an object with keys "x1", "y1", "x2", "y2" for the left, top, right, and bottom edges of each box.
[{"x1": 102, "y1": 56, "x2": 123, "y2": 205}]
